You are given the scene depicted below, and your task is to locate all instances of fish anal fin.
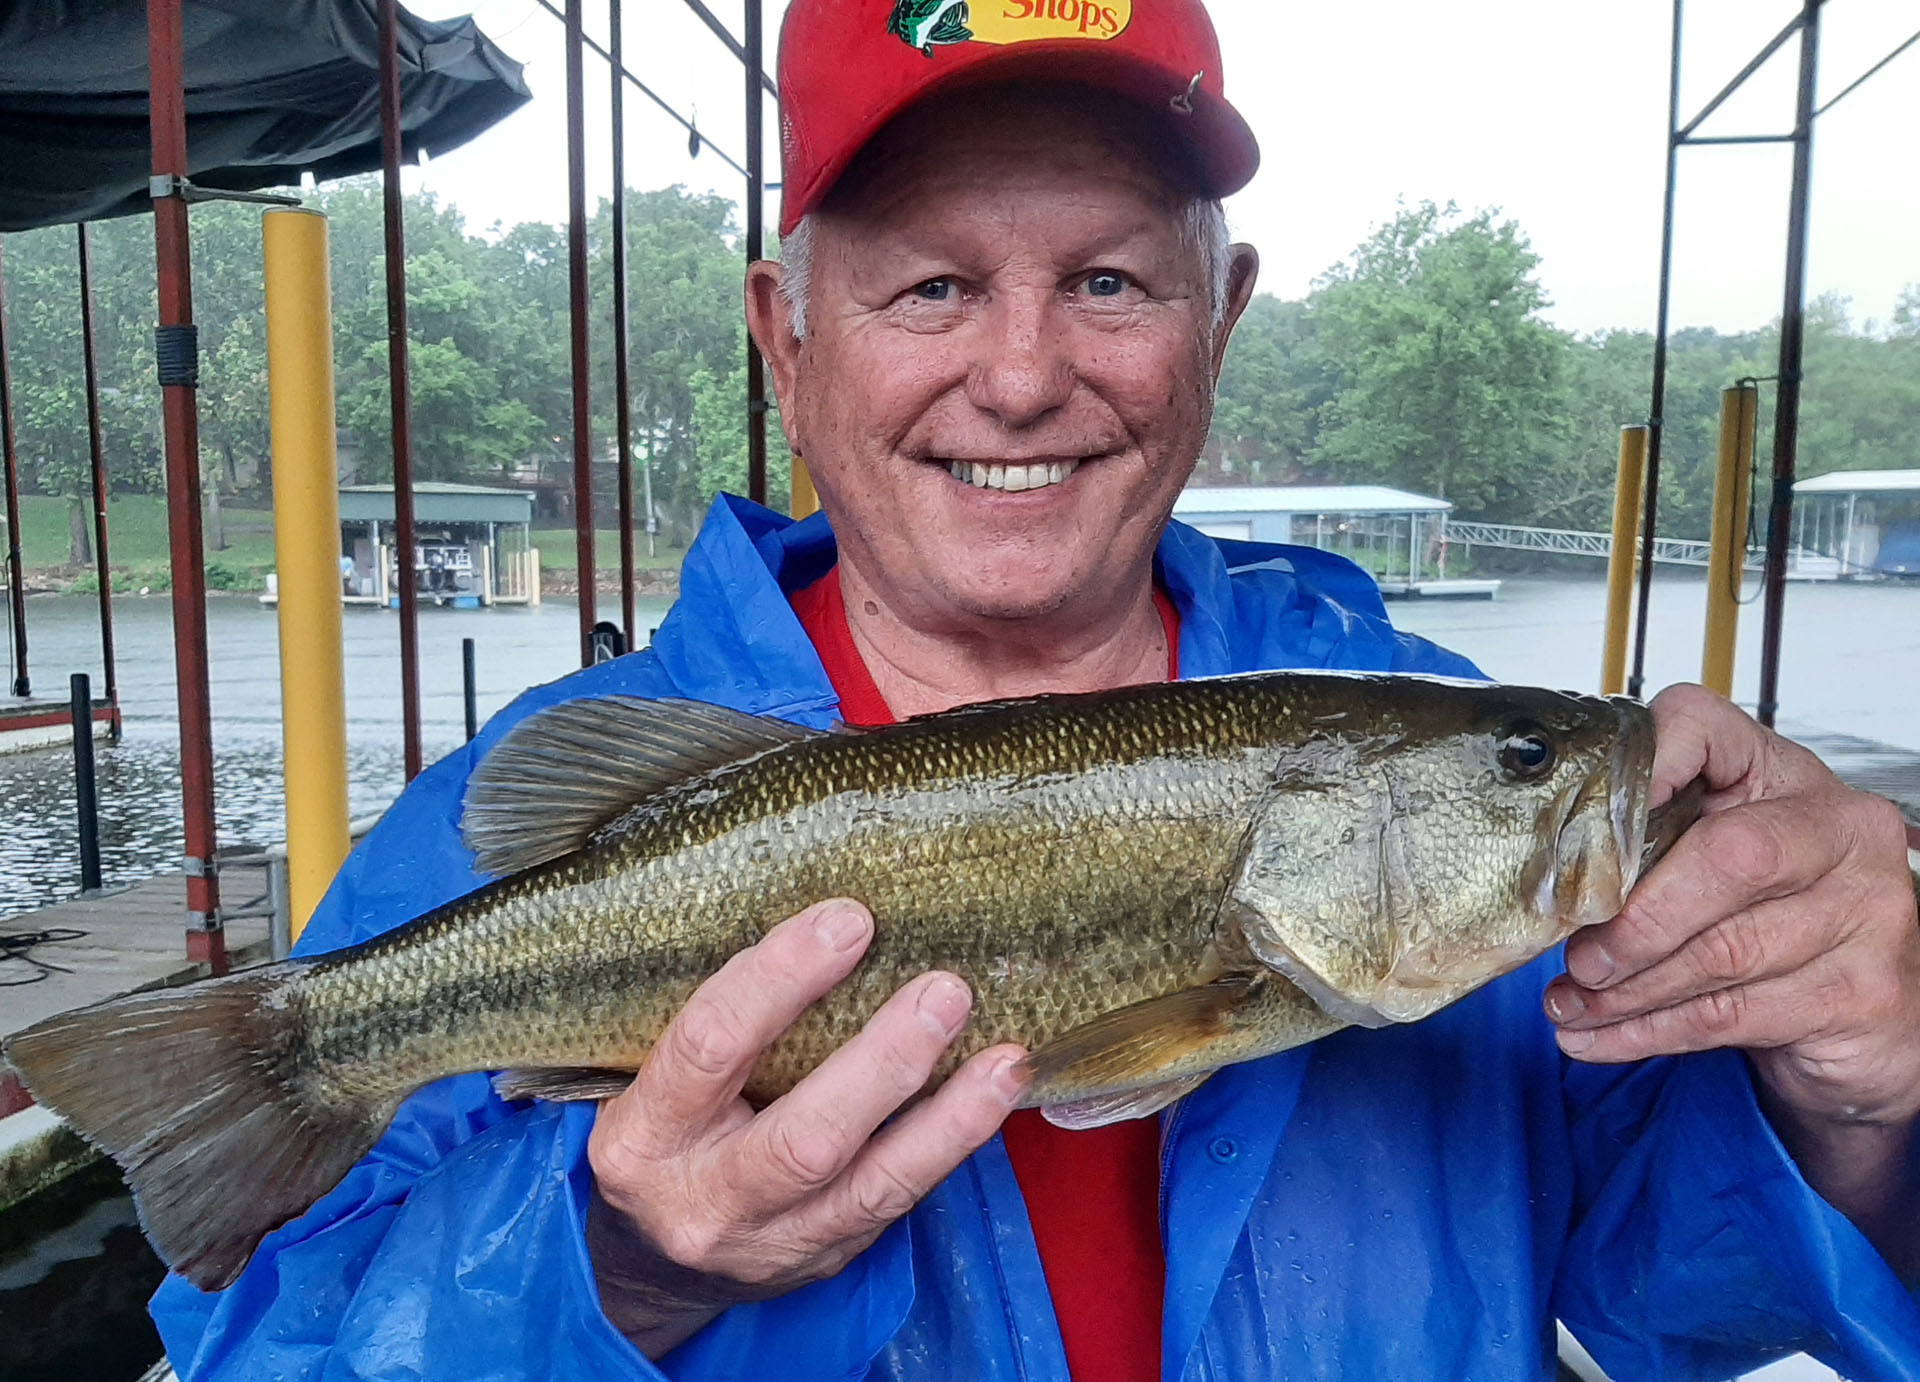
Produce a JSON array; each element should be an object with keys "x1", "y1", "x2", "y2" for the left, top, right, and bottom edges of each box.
[
  {"x1": 462, "y1": 697, "x2": 818, "y2": 876},
  {"x1": 1041, "y1": 1073, "x2": 1211, "y2": 1131},
  {"x1": 492, "y1": 1066, "x2": 637, "y2": 1103}
]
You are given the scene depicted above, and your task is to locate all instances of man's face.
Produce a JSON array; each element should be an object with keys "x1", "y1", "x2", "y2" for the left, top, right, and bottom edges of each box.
[{"x1": 752, "y1": 86, "x2": 1256, "y2": 627}]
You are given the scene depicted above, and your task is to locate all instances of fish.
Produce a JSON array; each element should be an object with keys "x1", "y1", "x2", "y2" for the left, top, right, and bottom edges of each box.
[{"x1": 1, "y1": 671, "x2": 1697, "y2": 1292}]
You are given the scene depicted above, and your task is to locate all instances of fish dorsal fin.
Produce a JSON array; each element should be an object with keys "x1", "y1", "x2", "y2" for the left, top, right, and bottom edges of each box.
[{"x1": 462, "y1": 696, "x2": 817, "y2": 876}]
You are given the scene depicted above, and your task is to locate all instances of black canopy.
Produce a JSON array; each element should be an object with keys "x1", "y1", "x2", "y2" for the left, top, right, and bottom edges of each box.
[{"x1": 0, "y1": 0, "x2": 529, "y2": 232}]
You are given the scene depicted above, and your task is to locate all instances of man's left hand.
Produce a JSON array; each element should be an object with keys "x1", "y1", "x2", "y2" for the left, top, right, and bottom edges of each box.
[{"x1": 1543, "y1": 684, "x2": 1920, "y2": 1263}]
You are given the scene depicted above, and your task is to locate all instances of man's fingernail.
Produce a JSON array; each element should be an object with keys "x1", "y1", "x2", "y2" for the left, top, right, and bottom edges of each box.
[
  {"x1": 917, "y1": 974, "x2": 971, "y2": 1038},
  {"x1": 992, "y1": 1054, "x2": 1030, "y2": 1103},
  {"x1": 816, "y1": 902, "x2": 871, "y2": 951},
  {"x1": 1567, "y1": 943, "x2": 1616, "y2": 988},
  {"x1": 1556, "y1": 1028, "x2": 1597, "y2": 1055},
  {"x1": 1545, "y1": 986, "x2": 1586, "y2": 1023}
]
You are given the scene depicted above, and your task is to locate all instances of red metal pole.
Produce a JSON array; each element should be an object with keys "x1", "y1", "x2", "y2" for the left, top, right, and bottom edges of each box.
[
  {"x1": 379, "y1": 0, "x2": 425, "y2": 779},
  {"x1": 77, "y1": 225, "x2": 120, "y2": 723},
  {"x1": 566, "y1": 0, "x2": 596, "y2": 664},
  {"x1": 611, "y1": 0, "x2": 637, "y2": 649},
  {"x1": 0, "y1": 241, "x2": 29, "y2": 699},
  {"x1": 147, "y1": 0, "x2": 226, "y2": 972}
]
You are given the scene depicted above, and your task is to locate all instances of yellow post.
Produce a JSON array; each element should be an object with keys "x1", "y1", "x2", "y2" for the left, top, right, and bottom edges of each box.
[
  {"x1": 790, "y1": 454, "x2": 819, "y2": 519},
  {"x1": 1600, "y1": 425, "x2": 1648, "y2": 697},
  {"x1": 1701, "y1": 385, "x2": 1758, "y2": 697},
  {"x1": 263, "y1": 208, "x2": 350, "y2": 941}
]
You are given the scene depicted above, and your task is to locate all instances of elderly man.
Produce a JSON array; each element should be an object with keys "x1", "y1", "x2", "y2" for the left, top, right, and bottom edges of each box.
[{"x1": 153, "y1": 1, "x2": 1920, "y2": 1378}]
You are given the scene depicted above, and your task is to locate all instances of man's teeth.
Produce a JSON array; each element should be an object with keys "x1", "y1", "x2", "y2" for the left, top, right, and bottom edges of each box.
[{"x1": 944, "y1": 459, "x2": 1080, "y2": 492}]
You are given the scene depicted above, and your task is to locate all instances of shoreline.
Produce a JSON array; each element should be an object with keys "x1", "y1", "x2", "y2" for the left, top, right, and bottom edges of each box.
[{"x1": 13, "y1": 565, "x2": 686, "y2": 601}]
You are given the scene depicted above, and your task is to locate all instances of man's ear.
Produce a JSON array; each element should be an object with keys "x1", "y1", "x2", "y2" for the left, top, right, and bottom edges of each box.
[
  {"x1": 1210, "y1": 244, "x2": 1261, "y2": 377},
  {"x1": 746, "y1": 260, "x2": 806, "y2": 454}
]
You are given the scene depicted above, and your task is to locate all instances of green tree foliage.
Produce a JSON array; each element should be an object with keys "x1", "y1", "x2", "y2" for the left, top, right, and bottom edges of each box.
[
  {"x1": 1208, "y1": 205, "x2": 1918, "y2": 538},
  {"x1": 1205, "y1": 295, "x2": 1324, "y2": 483},
  {"x1": 688, "y1": 334, "x2": 787, "y2": 504},
  {"x1": 1308, "y1": 202, "x2": 1568, "y2": 513},
  {"x1": 0, "y1": 179, "x2": 756, "y2": 557},
  {"x1": 0, "y1": 184, "x2": 1910, "y2": 568}
]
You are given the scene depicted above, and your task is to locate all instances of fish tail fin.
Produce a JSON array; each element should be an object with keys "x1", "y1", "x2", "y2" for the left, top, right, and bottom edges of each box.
[{"x1": 3, "y1": 965, "x2": 384, "y2": 1291}]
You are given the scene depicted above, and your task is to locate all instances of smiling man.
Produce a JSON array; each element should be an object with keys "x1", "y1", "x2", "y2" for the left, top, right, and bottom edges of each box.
[{"x1": 150, "y1": 1, "x2": 1920, "y2": 1379}]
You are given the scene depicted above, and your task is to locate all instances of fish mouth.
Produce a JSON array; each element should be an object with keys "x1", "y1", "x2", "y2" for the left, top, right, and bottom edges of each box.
[
  {"x1": 942, "y1": 457, "x2": 1083, "y2": 493},
  {"x1": 1522, "y1": 702, "x2": 1656, "y2": 933}
]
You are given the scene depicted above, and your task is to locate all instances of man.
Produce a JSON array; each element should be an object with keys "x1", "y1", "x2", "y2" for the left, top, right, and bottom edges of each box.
[{"x1": 154, "y1": 1, "x2": 1920, "y2": 1378}]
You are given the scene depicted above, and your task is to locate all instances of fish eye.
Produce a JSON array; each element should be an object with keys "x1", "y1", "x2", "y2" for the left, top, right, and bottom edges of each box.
[{"x1": 1494, "y1": 722, "x2": 1557, "y2": 782}]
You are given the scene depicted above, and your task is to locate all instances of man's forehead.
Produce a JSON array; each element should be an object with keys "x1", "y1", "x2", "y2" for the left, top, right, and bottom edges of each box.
[{"x1": 821, "y1": 80, "x2": 1199, "y2": 226}]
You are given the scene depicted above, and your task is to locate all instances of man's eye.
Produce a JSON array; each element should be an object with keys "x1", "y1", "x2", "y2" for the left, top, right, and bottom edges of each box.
[
  {"x1": 1084, "y1": 271, "x2": 1129, "y2": 297},
  {"x1": 911, "y1": 278, "x2": 955, "y2": 302}
]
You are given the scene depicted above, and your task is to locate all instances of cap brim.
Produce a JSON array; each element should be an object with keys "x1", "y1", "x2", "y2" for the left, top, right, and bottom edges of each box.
[{"x1": 779, "y1": 42, "x2": 1259, "y2": 235}]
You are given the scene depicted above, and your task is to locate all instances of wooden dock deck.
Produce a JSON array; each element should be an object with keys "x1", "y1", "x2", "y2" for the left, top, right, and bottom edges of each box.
[
  {"x1": 1, "y1": 859, "x2": 273, "y2": 1114},
  {"x1": 1782, "y1": 721, "x2": 1920, "y2": 839}
]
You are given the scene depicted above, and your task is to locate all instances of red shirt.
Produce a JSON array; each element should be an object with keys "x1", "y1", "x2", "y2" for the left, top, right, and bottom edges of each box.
[{"x1": 789, "y1": 567, "x2": 1178, "y2": 1382}]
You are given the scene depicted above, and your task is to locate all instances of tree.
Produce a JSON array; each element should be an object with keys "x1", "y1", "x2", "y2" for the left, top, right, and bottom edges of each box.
[
  {"x1": 1308, "y1": 202, "x2": 1568, "y2": 517},
  {"x1": 688, "y1": 337, "x2": 787, "y2": 506},
  {"x1": 1207, "y1": 295, "x2": 1325, "y2": 482}
]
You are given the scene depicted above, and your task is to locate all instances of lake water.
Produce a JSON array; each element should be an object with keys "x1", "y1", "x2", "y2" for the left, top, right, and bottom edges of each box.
[{"x1": 1, "y1": 570, "x2": 1916, "y2": 920}]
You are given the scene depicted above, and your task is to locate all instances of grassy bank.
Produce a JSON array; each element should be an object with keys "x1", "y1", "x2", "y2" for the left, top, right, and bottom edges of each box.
[
  {"x1": 9, "y1": 493, "x2": 277, "y2": 591},
  {"x1": 531, "y1": 528, "x2": 684, "y2": 572},
  {"x1": 5, "y1": 495, "x2": 693, "y2": 593}
]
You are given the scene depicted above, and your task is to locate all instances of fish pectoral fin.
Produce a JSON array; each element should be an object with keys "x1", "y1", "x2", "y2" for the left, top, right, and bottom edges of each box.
[
  {"x1": 1040, "y1": 1074, "x2": 1212, "y2": 1131},
  {"x1": 462, "y1": 696, "x2": 820, "y2": 875},
  {"x1": 1019, "y1": 974, "x2": 1280, "y2": 1106},
  {"x1": 492, "y1": 1066, "x2": 639, "y2": 1103}
]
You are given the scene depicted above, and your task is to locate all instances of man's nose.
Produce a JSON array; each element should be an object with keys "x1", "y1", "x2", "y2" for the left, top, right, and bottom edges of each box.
[{"x1": 965, "y1": 291, "x2": 1074, "y2": 428}]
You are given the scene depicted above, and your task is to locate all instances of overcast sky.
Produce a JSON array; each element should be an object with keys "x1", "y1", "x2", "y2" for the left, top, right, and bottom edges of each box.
[{"x1": 406, "y1": 0, "x2": 1920, "y2": 337}]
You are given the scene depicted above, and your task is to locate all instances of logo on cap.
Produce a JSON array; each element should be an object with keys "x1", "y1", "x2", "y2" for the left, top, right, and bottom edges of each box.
[{"x1": 886, "y1": 0, "x2": 1132, "y2": 58}]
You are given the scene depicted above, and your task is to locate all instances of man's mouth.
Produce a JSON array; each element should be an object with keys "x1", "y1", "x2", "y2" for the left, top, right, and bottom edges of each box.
[{"x1": 942, "y1": 458, "x2": 1081, "y2": 492}]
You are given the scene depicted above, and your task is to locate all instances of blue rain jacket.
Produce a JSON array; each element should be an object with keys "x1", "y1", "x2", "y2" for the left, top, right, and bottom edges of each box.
[{"x1": 154, "y1": 496, "x2": 1920, "y2": 1381}]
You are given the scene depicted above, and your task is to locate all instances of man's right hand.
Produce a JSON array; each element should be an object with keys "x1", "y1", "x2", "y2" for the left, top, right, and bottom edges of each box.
[{"x1": 585, "y1": 898, "x2": 1029, "y2": 1355}]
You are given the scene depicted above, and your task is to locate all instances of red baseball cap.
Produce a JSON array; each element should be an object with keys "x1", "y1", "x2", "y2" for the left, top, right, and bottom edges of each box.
[{"x1": 776, "y1": 0, "x2": 1260, "y2": 235}]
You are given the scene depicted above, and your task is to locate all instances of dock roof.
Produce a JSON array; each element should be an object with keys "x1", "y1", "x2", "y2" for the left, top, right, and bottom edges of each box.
[
  {"x1": 339, "y1": 483, "x2": 533, "y2": 526},
  {"x1": 1174, "y1": 484, "x2": 1452, "y2": 517},
  {"x1": 1793, "y1": 469, "x2": 1920, "y2": 496}
]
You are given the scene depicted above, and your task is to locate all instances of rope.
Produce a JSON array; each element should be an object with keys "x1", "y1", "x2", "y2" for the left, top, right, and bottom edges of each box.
[{"x1": 0, "y1": 927, "x2": 87, "y2": 985}]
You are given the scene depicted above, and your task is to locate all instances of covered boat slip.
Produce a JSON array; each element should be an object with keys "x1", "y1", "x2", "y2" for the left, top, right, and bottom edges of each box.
[
  {"x1": 1174, "y1": 484, "x2": 1501, "y2": 600},
  {"x1": 1791, "y1": 469, "x2": 1920, "y2": 578},
  {"x1": 262, "y1": 482, "x2": 541, "y2": 608}
]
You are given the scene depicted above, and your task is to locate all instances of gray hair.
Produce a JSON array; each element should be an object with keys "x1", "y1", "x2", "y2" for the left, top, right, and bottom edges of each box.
[{"x1": 778, "y1": 198, "x2": 1232, "y2": 342}]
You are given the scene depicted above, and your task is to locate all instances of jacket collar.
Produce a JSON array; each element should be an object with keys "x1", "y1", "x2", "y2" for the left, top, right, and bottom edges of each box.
[{"x1": 648, "y1": 492, "x2": 1279, "y2": 713}]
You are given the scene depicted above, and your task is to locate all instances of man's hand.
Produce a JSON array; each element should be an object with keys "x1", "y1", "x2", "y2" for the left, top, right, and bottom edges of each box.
[
  {"x1": 1543, "y1": 684, "x2": 1920, "y2": 1270},
  {"x1": 586, "y1": 898, "x2": 1028, "y2": 1355}
]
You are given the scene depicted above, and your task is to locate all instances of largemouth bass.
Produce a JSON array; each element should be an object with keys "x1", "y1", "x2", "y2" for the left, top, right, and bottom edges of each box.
[{"x1": 3, "y1": 671, "x2": 1694, "y2": 1292}]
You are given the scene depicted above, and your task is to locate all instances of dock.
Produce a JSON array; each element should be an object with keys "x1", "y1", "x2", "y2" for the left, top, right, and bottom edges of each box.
[
  {"x1": 0, "y1": 857, "x2": 272, "y2": 1211},
  {"x1": 1377, "y1": 577, "x2": 1503, "y2": 600}
]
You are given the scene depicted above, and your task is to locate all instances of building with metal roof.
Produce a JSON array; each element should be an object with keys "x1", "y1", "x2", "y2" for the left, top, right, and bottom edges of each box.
[
  {"x1": 314, "y1": 483, "x2": 539, "y2": 608},
  {"x1": 1174, "y1": 484, "x2": 1497, "y2": 599},
  {"x1": 1792, "y1": 469, "x2": 1920, "y2": 577}
]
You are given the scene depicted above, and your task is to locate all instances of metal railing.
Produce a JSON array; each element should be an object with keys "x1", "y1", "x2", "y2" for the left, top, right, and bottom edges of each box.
[{"x1": 1441, "y1": 519, "x2": 1741, "y2": 568}]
